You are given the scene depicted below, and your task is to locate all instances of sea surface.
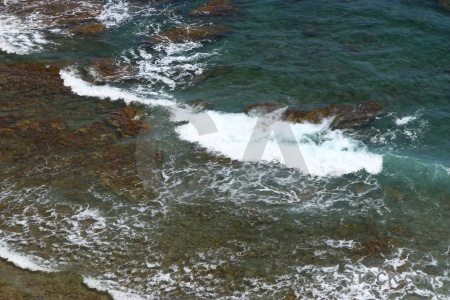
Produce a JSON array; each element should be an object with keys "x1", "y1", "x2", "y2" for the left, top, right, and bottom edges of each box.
[{"x1": 1, "y1": 0, "x2": 449, "y2": 299}]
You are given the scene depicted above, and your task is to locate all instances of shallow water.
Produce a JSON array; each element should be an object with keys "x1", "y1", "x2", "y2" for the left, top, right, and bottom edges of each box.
[{"x1": 0, "y1": 0, "x2": 449, "y2": 299}]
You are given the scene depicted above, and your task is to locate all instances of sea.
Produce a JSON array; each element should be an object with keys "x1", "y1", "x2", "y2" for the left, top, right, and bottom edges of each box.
[{"x1": 0, "y1": 0, "x2": 449, "y2": 299}]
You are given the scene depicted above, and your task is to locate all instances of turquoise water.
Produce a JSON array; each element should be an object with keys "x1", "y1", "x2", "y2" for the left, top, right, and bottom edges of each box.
[{"x1": 1, "y1": 0, "x2": 449, "y2": 299}]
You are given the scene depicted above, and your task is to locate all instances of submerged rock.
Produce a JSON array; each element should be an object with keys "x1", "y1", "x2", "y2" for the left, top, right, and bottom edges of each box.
[
  {"x1": 70, "y1": 23, "x2": 106, "y2": 35},
  {"x1": 105, "y1": 106, "x2": 151, "y2": 138},
  {"x1": 189, "y1": 0, "x2": 238, "y2": 17},
  {"x1": 282, "y1": 102, "x2": 382, "y2": 129},
  {"x1": 285, "y1": 290, "x2": 297, "y2": 300},
  {"x1": 0, "y1": 63, "x2": 157, "y2": 202},
  {"x1": 187, "y1": 99, "x2": 213, "y2": 113},
  {"x1": 150, "y1": 25, "x2": 232, "y2": 44},
  {"x1": 245, "y1": 102, "x2": 287, "y2": 117},
  {"x1": 87, "y1": 58, "x2": 138, "y2": 83},
  {"x1": 3, "y1": 0, "x2": 104, "y2": 34}
]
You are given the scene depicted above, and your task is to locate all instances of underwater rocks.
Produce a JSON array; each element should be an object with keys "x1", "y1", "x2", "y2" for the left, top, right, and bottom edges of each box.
[
  {"x1": 70, "y1": 23, "x2": 106, "y2": 35},
  {"x1": 283, "y1": 102, "x2": 382, "y2": 130},
  {"x1": 150, "y1": 25, "x2": 232, "y2": 44},
  {"x1": 189, "y1": 0, "x2": 238, "y2": 17},
  {"x1": 0, "y1": 259, "x2": 111, "y2": 300},
  {"x1": 0, "y1": 63, "x2": 158, "y2": 202},
  {"x1": 360, "y1": 239, "x2": 391, "y2": 257},
  {"x1": 106, "y1": 106, "x2": 151, "y2": 138},
  {"x1": 0, "y1": 63, "x2": 70, "y2": 103},
  {"x1": 437, "y1": 0, "x2": 450, "y2": 11},
  {"x1": 87, "y1": 58, "x2": 138, "y2": 83},
  {"x1": 2, "y1": 0, "x2": 104, "y2": 35}
]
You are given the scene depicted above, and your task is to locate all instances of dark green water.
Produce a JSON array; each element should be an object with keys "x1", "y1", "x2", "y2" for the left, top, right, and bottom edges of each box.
[{"x1": 0, "y1": 0, "x2": 449, "y2": 299}]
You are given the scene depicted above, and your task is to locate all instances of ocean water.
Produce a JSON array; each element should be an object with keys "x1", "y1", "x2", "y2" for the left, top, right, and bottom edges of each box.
[{"x1": 1, "y1": 0, "x2": 449, "y2": 299}]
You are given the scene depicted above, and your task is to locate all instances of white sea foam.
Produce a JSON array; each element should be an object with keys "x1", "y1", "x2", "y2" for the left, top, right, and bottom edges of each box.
[
  {"x1": 122, "y1": 41, "x2": 214, "y2": 89},
  {"x1": 0, "y1": 241, "x2": 52, "y2": 272},
  {"x1": 395, "y1": 115, "x2": 417, "y2": 125},
  {"x1": 60, "y1": 70, "x2": 383, "y2": 177},
  {"x1": 60, "y1": 69, "x2": 174, "y2": 106},
  {"x1": 174, "y1": 110, "x2": 383, "y2": 176},
  {"x1": 98, "y1": 0, "x2": 130, "y2": 28},
  {"x1": 289, "y1": 262, "x2": 447, "y2": 300},
  {"x1": 0, "y1": 13, "x2": 48, "y2": 54},
  {"x1": 370, "y1": 111, "x2": 428, "y2": 149}
]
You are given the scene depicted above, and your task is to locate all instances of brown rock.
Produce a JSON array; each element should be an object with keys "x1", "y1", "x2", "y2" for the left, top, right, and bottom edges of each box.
[
  {"x1": 4, "y1": 0, "x2": 104, "y2": 27},
  {"x1": 285, "y1": 289, "x2": 297, "y2": 300},
  {"x1": 283, "y1": 102, "x2": 382, "y2": 130},
  {"x1": 361, "y1": 239, "x2": 390, "y2": 257},
  {"x1": 70, "y1": 23, "x2": 106, "y2": 35},
  {"x1": 150, "y1": 25, "x2": 232, "y2": 44},
  {"x1": 0, "y1": 62, "x2": 157, "y2": 202},
  {"x1": 189, "y1": 0, "x2": 238, "y2": 17},
  {"x1": 105, "y1": 106, "x2": 151, "y2": 137},
  {"x1": 0, "y1": 115, "x2": 21, "y2": 127},
  {"x1": 87, "y1": 58, "x2": 138, "y2": 83},
  {"x1": 0, "y1": 129, "x2": 31, "y2": 163},
  {"x1": 55, "y1": 121, "x2": 117, "y2": 150},
  {"x1": 0, "y1": 64, "x2": 69, "y2": 101}
]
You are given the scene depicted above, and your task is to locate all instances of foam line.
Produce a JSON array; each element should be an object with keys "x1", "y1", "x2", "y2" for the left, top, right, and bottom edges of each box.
[
  {"x1": 0, "y1": 241, "x2": 52, "y2": 272},
  {"x1": 61, "y1": 70, "x2": 383, "y2": 176},
  {"x1": 60, "y1": 69, "x2": 174, "y2": 107}
]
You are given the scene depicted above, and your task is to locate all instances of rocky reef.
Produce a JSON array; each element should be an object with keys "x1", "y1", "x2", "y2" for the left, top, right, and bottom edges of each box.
[
  {"x1": 86, "y1": 58, "x2": 138, "y2": 83},
  {"x1": 1, "y1": 0, "x2": 106, "y2": 35},
  {"x1": 0, "y1": 259, "x2": 111, "y2": 300},
  {"x1": 150, "y1": 25, "x2": 232, "y2": 44},
  {"x1": 244, "y1": 101, "x2": 382, "y2": 129},
  {"x1": 189, "y1": 0, "x2": 238, "y2": 17},
  {"x1": 0, "y1": 63, "x2": 158, "y2": 203},
  {"x1": 70, "y1": 23, "x2": 106, "y2": 35}
]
